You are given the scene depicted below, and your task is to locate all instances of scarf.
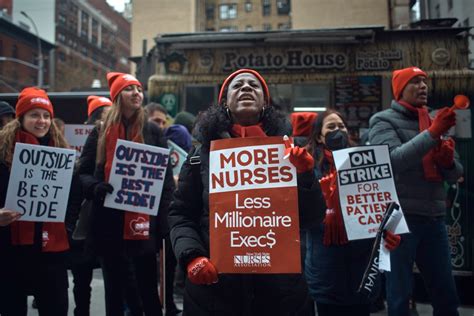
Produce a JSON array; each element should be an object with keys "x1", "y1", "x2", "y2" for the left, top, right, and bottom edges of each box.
[
  {"x1": 398, "y1": 101, "x2": 442, "y2": 182},
  {"x1": 230, "y1": 124, "x2": 267, "y2": 138},
  {"x1": 321, "y1": 149, "x2": 348, "y2": 246},
  {"x1": 10, "y1": 130, "x2": 69, "y2": 252},
  {"x1": 104, "y1": 121, "x2": 150, "y2": 240}
]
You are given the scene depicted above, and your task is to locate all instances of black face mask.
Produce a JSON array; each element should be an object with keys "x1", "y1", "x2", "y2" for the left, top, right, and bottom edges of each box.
[{"x1": 324, "y1": 129, "x2": 349, "y2": 151}]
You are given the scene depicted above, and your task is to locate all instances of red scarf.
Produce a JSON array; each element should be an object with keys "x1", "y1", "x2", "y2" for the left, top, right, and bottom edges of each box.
[
  {"x1": 104, "y1": 122, "x2": 150, "y2": 240},
  {"x1": 322, "y1": 149, "x2": 348, "y2": 246},
  {"x1": 398, "y1": 101, "x2": 442, "y2": 182},
  {"x1": 230, "y1": 124, "x2": 266, "y2": 138},
  {"x1": 10, "y1": 130, "x2": 69, "y2": 252}
]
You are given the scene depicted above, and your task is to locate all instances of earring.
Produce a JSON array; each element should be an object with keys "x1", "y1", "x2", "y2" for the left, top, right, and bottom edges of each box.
[
  {"x1": 259, "y1": 106, "x2": 266, "y2": 121},
  {"x1": 225, "y1": 106, "x2": 232, "y2": 120}
]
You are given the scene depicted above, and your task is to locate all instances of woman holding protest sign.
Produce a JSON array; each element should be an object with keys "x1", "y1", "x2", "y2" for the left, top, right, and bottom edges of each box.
[
  {"x1": 304, "y1": 110, "x2": 401, "y2": 316},
  {"x1": 0, "y1": 87, "x2": 82, "y2": 315},
  {"x1": 78, "y1": 72, "x2": 175, "y2": 316},
  {"x1": 168, "y1": 68, "x2": 323, "y2": 315}
]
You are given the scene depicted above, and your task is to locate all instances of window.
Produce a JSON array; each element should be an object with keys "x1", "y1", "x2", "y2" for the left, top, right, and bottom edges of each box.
[
  {"x1": 278, "y1": 22, "x2": 290, "y2": 30},
  {"x1": 58, "y1": 13, "x2": 66, "y2": 26},
  {"x1": 58, "y1": 51, "x2": 66, "y2": 62},
  {"x1": 276, "y1": 0, "x2": 290, "y2": 15},
  {"x1": 57, "y1": 33, "x2": 66, "y2": 42},
  {"x1": 435, "y1": 4, "x2": 440, "y2": 18},
  {"x1": 262, "y1": 0, "x2": 271, "y2": 16},
  {"x1": 12, "y1": 44, "x2": 18, "y2": 58},
  {"x1": 206, "y1": 4, "x2": 215, "y2": 20},
  {"x1": 262, "y1": 23, "x2": 272, "y2": 31},
  {"x1": 220, "y1": 4, "x2": 237, "y2": 20},
  {"x1": 220, "y1": 25, "x2": 238, "y2": 32},
  {"x1": 184, "y1": 85, "x2": 217, "y2": 115},
  {"x1": 292, "y1": 83, "x2": 330, "y2": 110},
  {"x1": 245, "y1": 25, "x2": 253, "y2": 31},
  {"x1": 245, "y1": 1, "x2": 252, "y2": 12},
  {"x1": 448, "y1": 0, "x2": 453, "y2": 11}
]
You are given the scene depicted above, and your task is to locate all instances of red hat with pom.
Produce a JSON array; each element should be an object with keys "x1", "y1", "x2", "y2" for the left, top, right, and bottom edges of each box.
[
  {"x1": 15, "y1": 87, "x2": 54, "y2": 118},
  {"x1": 87, "y1": 95, "x2": 112, "y2": 117},
  {"x1": 392, "y1": 67, "x2": 427, "y2": 101},
  {"x1": 291, "y1": 112, "x2": 318, "y2": 137},
  {"x1": 107, "y1": 72, "x2": 142, "y2": 102}
]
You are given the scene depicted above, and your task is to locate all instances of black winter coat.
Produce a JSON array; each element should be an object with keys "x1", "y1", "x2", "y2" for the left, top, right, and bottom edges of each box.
[
  {"x1": 78, "y1": 122, "x2": 175, "y2": 256},
  {"x1": 168, "y1": 120, "x2": 325, "y2": 315}
]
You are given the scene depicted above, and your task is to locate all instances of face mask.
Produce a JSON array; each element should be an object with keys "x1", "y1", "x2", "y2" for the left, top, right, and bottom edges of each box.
[{"x1": 324, "y1": 129, "x2": 349, "y2": 151}]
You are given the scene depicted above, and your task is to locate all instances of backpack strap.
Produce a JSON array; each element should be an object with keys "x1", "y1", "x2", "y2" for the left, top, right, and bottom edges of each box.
[{"x1": 189, "y1": 145, "x2": 203, "y2": 194}]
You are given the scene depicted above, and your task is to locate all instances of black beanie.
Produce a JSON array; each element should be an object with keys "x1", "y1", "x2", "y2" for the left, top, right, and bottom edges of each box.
[{"x1": 0, "y1": 101, "x2": 15, "y2": 117}]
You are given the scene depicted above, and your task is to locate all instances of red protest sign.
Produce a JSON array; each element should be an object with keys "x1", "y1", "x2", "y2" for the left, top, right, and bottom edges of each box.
[{"x1": 209, "y1": 136, "x2": 301, "y2": 273}]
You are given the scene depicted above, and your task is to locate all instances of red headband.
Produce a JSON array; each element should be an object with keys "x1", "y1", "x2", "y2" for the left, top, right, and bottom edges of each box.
[{"x1": 218, "y1": 69, "x2": 271, "y2": 105}]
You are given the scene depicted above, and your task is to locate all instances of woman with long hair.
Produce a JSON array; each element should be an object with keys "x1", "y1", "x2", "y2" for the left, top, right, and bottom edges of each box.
[
  {"x1": 304, "y1": 110, "x2": 400, "y2": 316},
  {"x1": 0, "y1": 87, "x2": 81, "y2": 315},
  {"x1": 169, "y1": 68, "x2": 324, "y2": 315},
  {"x1": 78, "y1": 72, "x2": 175, "y2": 316}
]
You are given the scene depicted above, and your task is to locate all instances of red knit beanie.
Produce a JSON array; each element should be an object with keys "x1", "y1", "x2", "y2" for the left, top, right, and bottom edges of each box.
[
  {"x1": 106, "y1": 72, "x2": 142, "y2": 102},
  {"x1": 87, "y1": 95, "x2": 112, "y2": 117},
  {"x1": 218, "y1": 69, "x2": 271, "y2": 105},
  {"x1": 15, "y1": 87, "x2": 54, "y2": 118},
  {"x1": 392, "y1": 67, "x2": 428, "y2": 101},
  {"x1": 291, "y1": 112, "x2": 318, "y2": 137}
]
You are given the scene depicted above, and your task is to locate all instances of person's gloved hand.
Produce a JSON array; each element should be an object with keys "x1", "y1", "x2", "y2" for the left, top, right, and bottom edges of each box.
[
  {"x1": 93, "y1": 182, "x2": 114, "y2": 202},
  {"x1": 283, "y1": 135, "x2": 314, "y2": 173},
  {"x1": 383, "y1": 230, "x2": 401, "y2": 251},
  {"x1": 428, "y1": 107, "x2": 456, "y2": 139},
  {"x1": 433, "y1": 138, "x2": 455, "y2": 168},
  {"x1": 187, "y1": 256, "x2": 218, "y2": 285},
  {"x1": 319, "y1": 173, "x2": 336, "y2": 209}
]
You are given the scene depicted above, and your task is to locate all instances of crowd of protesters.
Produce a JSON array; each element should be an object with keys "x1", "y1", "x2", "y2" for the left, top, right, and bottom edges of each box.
[{"x1": 0, "y1": 66, "x2": 464, "y2": 316}]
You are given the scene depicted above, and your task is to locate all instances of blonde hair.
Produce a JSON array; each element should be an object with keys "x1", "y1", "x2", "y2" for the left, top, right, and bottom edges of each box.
[
  {"x1": 96, "y1": 94, "x2": 145, "y2": 165},
  {"x1": 0, "y1": 117, "x2": 70, "y2": 167}
]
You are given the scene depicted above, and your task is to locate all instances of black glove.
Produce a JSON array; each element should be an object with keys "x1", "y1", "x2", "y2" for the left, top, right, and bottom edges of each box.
[{"x1": 93, "y1": 182, "x2": 114, "y2": 202}]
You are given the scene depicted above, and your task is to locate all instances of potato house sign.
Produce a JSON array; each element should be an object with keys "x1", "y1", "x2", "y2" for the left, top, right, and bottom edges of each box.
[{"x1": 223, "y1": 50, "x2": 348, "y2": 71}]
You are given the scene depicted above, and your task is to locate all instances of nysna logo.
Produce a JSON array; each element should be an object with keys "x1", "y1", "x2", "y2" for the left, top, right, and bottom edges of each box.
[
  {"x1": 234, "y1": 252, "x2": 271, "y2": 267},
  {"x1": 42, "y1": 231, "x2": 49, "y2": 247},
  {"x1": 130, "y1": 217, "x2": 150, "y2": 236},
  {"x1": 98, "y1": 97, "x2": 110, "y2": 103},
  {"x1": 413, "y1": 67, "x2": 424, "y2": 73},
  {"x1": 30, "y1": 97, "x2": 50, "y2": 106},
  {"x1": 122, "y1": 74, "x2": 138, "y2": 82}
]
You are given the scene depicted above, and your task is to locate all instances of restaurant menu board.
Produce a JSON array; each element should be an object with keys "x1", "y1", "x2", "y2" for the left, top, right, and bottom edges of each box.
[{"x1": 335, "y1": 76, "x2": 382, "y2": 129}]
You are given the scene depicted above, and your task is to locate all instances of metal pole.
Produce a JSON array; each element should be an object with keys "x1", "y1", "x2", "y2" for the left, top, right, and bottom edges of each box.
[{"x1": 21, "y1": 11, "x2": 43, "y2": 88}]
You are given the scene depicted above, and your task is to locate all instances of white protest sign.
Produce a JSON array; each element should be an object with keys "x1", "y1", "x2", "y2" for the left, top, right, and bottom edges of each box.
[
  {"x1": 64, "y1": 124, "x2": 94, "y2": 154},
  {"x1": 333, "y1": 145, "x2": 409, "y2": 240},
  {"x1": 104, "y1": 139, "x2": 170, "y2": 216},
  {"x1": 378, "y1": 208, "x2": 404, "y2": 271},
  {"x1": 5, "y1": 143, "x2": 76, "y2": 222},
  {"x1": 167, "y1": 140, "x2": 187, "y2": 177}
]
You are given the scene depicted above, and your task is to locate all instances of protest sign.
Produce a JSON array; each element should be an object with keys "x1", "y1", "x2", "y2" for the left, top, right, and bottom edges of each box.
[
  {"x1": 104, "y1": 139, "x2": 170, "y2": 216},
  {"x1": 332, "y1": 145, "x2": 409, "y2": 240},
  {"x1": 209, "y1": 136, "x2": 300, "y2": 273},
  {"x1": 167, "y1": 140, "x2": 187, "y2": 177},
  {"x1": 5, "y1": 143, "x2": 76, "y2": 222},
  {"x1": 64, "y1": 124, "x2": 94, "y2": 154}
]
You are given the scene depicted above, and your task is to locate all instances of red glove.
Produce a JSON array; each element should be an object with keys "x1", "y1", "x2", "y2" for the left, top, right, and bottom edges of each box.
[
  {"x1": 428, "y1": 107, "x2": 456, "y2": 139},
  {"x1": 383, "y1": 230, "x2": 401, "y2": 251},
  {"x1": 187, "y1": 256, "x2": 218, "y2": 285},
  {"x1": 283, "y1": 136, "x2": 314, "y2": 173},
  {"x1": 319, "y1": 173, "x2": 336, "y2": 209},
  {"x1": 433, "y1": 138, "x2": 455, "y2": 168}
]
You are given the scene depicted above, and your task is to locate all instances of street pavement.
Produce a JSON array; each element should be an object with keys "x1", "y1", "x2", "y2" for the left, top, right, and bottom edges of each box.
[{"x1": 25, "y1": 270, "x2": 473, "y2": 315}]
